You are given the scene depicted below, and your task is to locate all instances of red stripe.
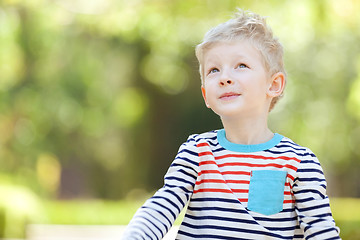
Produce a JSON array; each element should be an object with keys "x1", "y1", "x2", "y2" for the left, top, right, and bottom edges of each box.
[
  {"x1": 198, "y1": 151, "x2": 213, "y2": 157},
  {"x1": 236, "y1": 199, "x2": 295, "y2": 204},
  {"x1": 195, "y1": 179, "x2": 250, "y2": 185},
  {"x1": 222, "y1": 171, "x2": 251, "y2": 176},
  {"x1": 194, "y1": 188, "x2": 248, "y2": 194},
  {"x1": 199, "y1": 160, "x2": 217, "y2": 165},
  {"x1": 288, "y1": 174, "x2": 295, "y2": 181},
  {"x1": 199, "y1": 170, "x2": 250, "y2": 176},
  {"x1": 226, "y1": 180, "x2": 250, "y2": 184},
  {"x1": 217, "y1": 162, "x2": 296, "y2": 171},
  {"x1": 195, "y1": 187, "x2": 292, "y2": 195},
  {"x1": 194, "y1": 188, "x2": 233, "y2": 194},
  {"x1": 197, "y1": 143, "x2": 209, "y2": 147},
  {"x1": 196, "y1": 179, "x2": 226, "y2": 184},
  {"x1": 214, "y1": 154, "x2": 301, "y2": 163},
  {"x1": 198, "y1": 170, "x2": 221, "y2": 176},
  {"x1": 200, "y1": 160, "x2": 298, "y2": 171},
  {"x1": 285, "y1": 181, "x2": 294, "y2": 190},
  {"x1": 232, "y1": 189, "x2": 248, "y2": 193},
  {"x1": 239, "y1": 199, "x2": 295, "y2": 204},
  {"x1": 197, "y1": 149, "x2": 302, "y2": 164}
]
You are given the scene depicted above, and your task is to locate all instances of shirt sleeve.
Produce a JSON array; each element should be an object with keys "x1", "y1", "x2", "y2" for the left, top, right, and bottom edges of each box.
[
  {"x1": 292, "y1": 149, "x2": 341, "y2": 239},
  {"x1": 121, "y1": 135, "x2": 199, "y2": 240}
]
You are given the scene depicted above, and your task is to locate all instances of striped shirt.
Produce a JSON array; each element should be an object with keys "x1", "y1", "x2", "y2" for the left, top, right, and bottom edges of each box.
[{"x1": 122, "y1": 130, "x2": 340, "y2": 239}]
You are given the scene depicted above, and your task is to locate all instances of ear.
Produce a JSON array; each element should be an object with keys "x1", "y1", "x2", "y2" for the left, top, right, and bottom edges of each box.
[
  {"x1": 201, "y1": 86, "x2": 210, "y2": 108},
  {"x1": 267, "y1": 72, "x2": 285, "y2": 98}
]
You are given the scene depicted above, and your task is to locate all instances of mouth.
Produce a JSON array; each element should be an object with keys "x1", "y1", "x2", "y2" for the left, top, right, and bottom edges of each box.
[{"x1": 219, "y1": 92, "x2": 241, "y2": 100}]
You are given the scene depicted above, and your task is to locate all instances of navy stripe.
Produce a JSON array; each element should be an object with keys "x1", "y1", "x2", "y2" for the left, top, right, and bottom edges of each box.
[
  {"x1": 213, "y1": 147, "x2": 226, "y2": 153},
  {"x1": 295, "y1": 197, "x2": 315, "y2": 203},
  {"x1": 150, "y1": 202, "x2": 176, "y2": 223},
  {"x1": 254, "y1": 215, "x2": 298, "y2": 222},
  {"x1": 325, "y1": 236, "x2": 341, "y2": 240},
  {"x1": 295, "y1": 177, "x2": 326, "y2": 182},
  {"x1": 280, "y1": 208, "x2": 296, "y2": 213},
  {"x1": 298, "y1": 203, "x2": 330, "y2": 212},
  {"x1": 186, "y1": 138, "x2": 197, "y2": 144},
  {"x1": 274, "y1": 144, "x2": 307, "y2": 152},
  {"x1": 141, "y1": 216, "x2": 161, "y2": 238},
  {"x1": 164, "y1": 184, "x2": 192, "y2": 194},
  {"x1": 187, "y1": 206, "x2": 296, "y2": 218},
  {"x1": 280, "y1": 140, "x2": 302, "y2": 146},
  {"x1": 180, "y1": 222, "x2": 292, "y2": 239},
  {"x1": 297, "y1": 168, "x2": 324, "y2": 174},
  {"x1": 151, "y1": 208, "x2": 171, "y2": 231},
  {"x1": 313, "y1": 213, "x2": 334, "y2": 218},
  {"x1": 191, "y1": 197, "x2": 240, "y2": 204},
  {"x1": 184, "y1": 213, "x2": 258, "y2": 225},
  {"x1": 178, "y1": 230, "x2": 249, "y2": 240},
  {"x1": 169, "y1": 162, "x2": 197, "y2": 175},
  {"x1": 264, "y1": 149, "x2": 315, "y2": 158},
  {"x1": 187, "y1": 206, "x2": 248, "y2": 214},
  {"x1": 178, "y1": 168, "x2": 197, "y2": 180},
  {"x1": 264, "y1": 225, "x2": 297, "y2": 231},
  {"x1": 298, "y1": 212, "x2": 334, "y2": 229},
  {"x1": 144, "y1": 212, "x2": 169, "y2": 237},
  {"x1": 173, "y1": 155, "x2": 198, "y2": 166},
  {"x1": 195, "y1": 135, "x2": 217, "y2": 143},
  {"x1": 164, "y1": 176, "x2": 194, "y2": 187},
  {"x1": 151, "y1": 195, "x2": 182, "y2": 213},
  {"x1": 294, "y1": 189, "x2": 325, "y2": 199},
  {"x1": 308, "y1": 217, "x2": 332, "y2": 226},
  {"x1": 200, "y1": 140, "x2": 219, "y2": 147},
  {"x1": 299, "y1": 159, "x2": 321, "y2": 165},
  {"x1": 177, "y1": 148, "x2": 199, "y2": 157},
  {"x1": 306, "y1": 228, "x2": 340, "y2": 239},
  {"x1": 294, "y1": 234, "x2": 304, "y2": 239},
  {"x1": 164, "y1": 189, "x2": 187, "y2": 207}
]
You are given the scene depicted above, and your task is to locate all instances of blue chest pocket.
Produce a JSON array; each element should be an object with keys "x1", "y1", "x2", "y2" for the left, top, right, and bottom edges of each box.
[{"x1": 247, "y1": 170, "x2": 287, "y2": 215}]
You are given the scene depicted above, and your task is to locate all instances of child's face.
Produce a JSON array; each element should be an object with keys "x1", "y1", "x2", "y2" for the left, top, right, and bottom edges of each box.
[{"x1": 201, "y1": 41, "x2": 274, "y2": 120}]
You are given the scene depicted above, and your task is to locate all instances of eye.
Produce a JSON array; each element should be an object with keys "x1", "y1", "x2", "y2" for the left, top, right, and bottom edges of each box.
[
  {"x1": 237, "y1": 63, "x2": 248, "y2": 69},
  {"x1": 208, "y1": 68, "x2": 219, "y2": 75}
]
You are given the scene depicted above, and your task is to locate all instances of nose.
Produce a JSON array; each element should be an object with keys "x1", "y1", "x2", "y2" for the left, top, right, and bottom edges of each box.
[
  {"x1": 219, "y1": 70, "x2": 234, "y2": 86},
  {"x1": 220, "y1": 79, "x2": 233, "y2": 86}
]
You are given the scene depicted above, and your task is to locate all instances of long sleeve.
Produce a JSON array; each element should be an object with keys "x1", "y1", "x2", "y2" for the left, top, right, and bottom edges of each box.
[
  {"x1": 121, "y1": 135, "x2": 199, "y2": 240},
  {"x1": 292, "y1": 149, "x2": 340, "y2": 239}
]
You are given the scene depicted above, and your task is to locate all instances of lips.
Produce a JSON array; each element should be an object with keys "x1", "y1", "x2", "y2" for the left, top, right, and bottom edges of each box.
[{"x1": 219, "y1": 92, "x2": 241, "y2": 100}]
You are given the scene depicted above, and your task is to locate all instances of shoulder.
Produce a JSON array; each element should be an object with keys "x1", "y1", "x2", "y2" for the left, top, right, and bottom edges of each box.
[
  {"x1": 278, "y1": 135, "x2": 322, "y2": 169},
  {"x1": 177, "y1": 130, "x2": 220, "y2": 154},
  {"x1": 185, "y1": 129, "x2": 219, "y2": 145},
  {"x1": 276, "y1": 135, "x2": 317, "y2": 158},
  {"x1": 171, "y1": 131, "x2": 219, "y2": 171},
  {"x1": 175, "y1": 130, "x2": 219, "y2": 154}
]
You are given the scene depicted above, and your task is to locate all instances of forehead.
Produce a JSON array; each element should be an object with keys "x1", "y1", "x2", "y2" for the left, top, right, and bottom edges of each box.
[{"x1": 203, "y1": 40, "x2": 263, "y2": 64}]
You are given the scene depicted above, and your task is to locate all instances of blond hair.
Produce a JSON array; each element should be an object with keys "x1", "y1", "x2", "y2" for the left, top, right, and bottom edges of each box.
[{"x1": 195, "y1": 9, "x2": 286, "y2": 111}]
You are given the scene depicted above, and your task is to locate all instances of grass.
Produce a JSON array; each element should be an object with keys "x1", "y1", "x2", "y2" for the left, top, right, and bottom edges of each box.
[
  {"x1": 39, "y1": 198, "x2": 359, "y2": 239},
  {"x1": 42, "y1": 198, "x2": 186, "y2": 226},
  {"x1": 330, "y1": 198, "x2": 360, "y2": 240}
]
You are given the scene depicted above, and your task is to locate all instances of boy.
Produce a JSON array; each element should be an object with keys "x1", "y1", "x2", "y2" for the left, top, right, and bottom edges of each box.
[{"x1": 122, "y1": 9, "x2": 340, "y2": 239}]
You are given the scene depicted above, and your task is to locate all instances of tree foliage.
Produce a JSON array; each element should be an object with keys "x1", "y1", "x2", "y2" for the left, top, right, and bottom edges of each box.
[{"x1": 0, "y1": 0, "x2": 359, "y2": 199}]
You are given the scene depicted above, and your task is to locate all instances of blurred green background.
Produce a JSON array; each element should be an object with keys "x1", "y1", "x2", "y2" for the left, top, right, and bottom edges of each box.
[{"x1": 0, "y1": 0, "x2": 360, "y2": 239}]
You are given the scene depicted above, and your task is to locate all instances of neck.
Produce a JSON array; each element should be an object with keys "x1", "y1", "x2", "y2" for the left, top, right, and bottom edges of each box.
[{"x1": 220, "y1": 114, "x2": 273, "y2": 145}]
